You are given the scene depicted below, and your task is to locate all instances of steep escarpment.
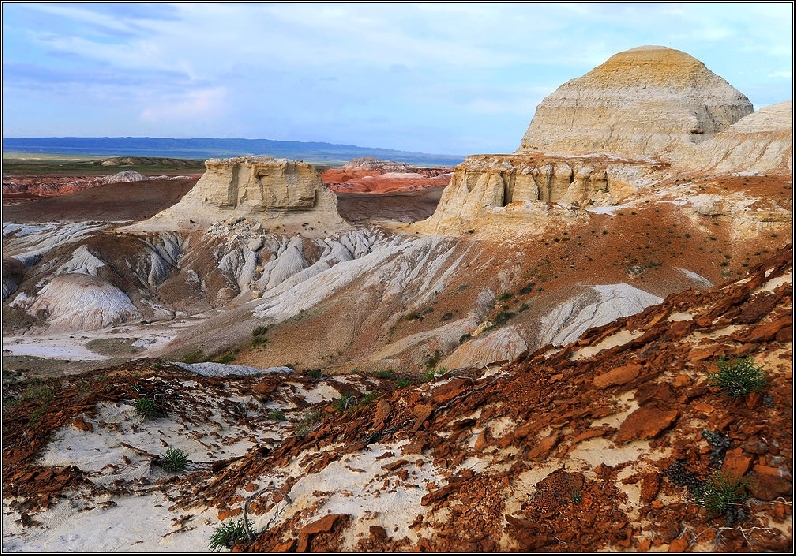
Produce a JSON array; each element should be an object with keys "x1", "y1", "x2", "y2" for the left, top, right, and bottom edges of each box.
[
  {"x1": 127, "y1": 156, "x2": 350, "y2": 236},
  {"x1": 518, "y1": 45, "x2": 753, "y2": 160}
]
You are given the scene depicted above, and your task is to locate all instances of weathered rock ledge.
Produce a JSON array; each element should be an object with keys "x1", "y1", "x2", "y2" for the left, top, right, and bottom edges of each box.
[{"x1": 125, "y1": 156, "x2": 350, "y2": 236}]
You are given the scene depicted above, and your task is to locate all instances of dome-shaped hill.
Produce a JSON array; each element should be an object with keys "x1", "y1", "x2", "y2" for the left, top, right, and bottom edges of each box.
[{"x1": 519, "y1": 45, "x2": 753, "y2": 160}]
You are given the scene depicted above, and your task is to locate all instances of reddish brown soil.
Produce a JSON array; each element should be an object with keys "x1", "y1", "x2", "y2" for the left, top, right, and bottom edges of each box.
[
  {"x1": 2, "y1": 247, "x2": 791, "y2": 552},
  {"x1": 2, "y1": 178, "x2": 200, "y2": 223},
  {"x1": 321, "y1": 166, "x2": 451, "y2": 194}
]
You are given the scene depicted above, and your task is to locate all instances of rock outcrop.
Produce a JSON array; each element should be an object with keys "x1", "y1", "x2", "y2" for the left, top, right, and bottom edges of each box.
[
  {"x1": 679, "y1": 100, "x2": 793, "y2": 176},
  {"x1": 418, "y1": 153, "x2": 665, "y2": 233},
  {"x1": 128, "y1": 156, "x2": 350, "y2": 235},
  {"x1": 417, "y1": 45, "x2": 790, "y2": 235},
  {"x1": 518, "y1": 45, "x2": 754, "y2": 161}
]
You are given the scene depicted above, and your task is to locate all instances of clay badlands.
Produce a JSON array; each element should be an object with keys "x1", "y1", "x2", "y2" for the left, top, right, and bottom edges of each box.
[{"x1": 2, "y1": 46, "x2": 792, "y2": 552}]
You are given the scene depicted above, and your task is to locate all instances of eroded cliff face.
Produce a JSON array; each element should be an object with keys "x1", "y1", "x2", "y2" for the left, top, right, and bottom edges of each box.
[
  {"x1": 417, "y1": 46, "x2": 790, "y2": 236},
  {"x1": 126, "y1": 157, "x2": 350, "y2": 236},
  {"x1": 677, "y1": 100, "x2": 793, "y2": 176},
  {"x1": 518, "y1": 45, "x2": 754, "y2": 160},
  {"x1": 417, "y1": 154, "x2": 666, "y2": 234}
]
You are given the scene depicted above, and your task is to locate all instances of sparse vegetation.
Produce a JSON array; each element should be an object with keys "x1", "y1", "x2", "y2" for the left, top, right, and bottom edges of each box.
[
  {"x1": 209, "y1": 518, "x2": 253, "y2": 551},
  {"x1": 519, "y1": 282, "x2": 536, "y2": 295},
  {"x1": 332, "y1": 393, "x2": 357, "y2": 412},
  {"x1": 359, "y1": 391, "x2": 379, "y2": 406},
  {"x1": 179, "y1": 350, "x2": 205, "y2": 364},
  {"x1": 425, "y1": 349, "x2": 443, "y2": 370},
  {"x1": 707, "y1": 356, "x2": 767, "y2": 398},
  {"x1": 267, "y1": 409, "x2": 286, "y2": 421},
  {"x1": 212, "y1": 352, "x2": 237, "y2": 364},
  {"x1": 396, "y1": 378, "x2": 414, "y2": 388},
  {"x1": 134, "y1": 396, "x2": 160, "y2": 419},
  {"x1": 305, "y1": 369, "x2": 323, "y2": 380},
  {"x1": 422, "y1": 366, "x2": 448, "y2": 383},
  {"x1": 691, "y1": 472, "x2": 748, "y2": 518},
  {"x1": 22, "y1": 381, "x2": 53, "y2": 403},
  {"x1": 296, "y1": 410, "x2": 323, "y2": 436},
  {"x1": 160, "y1": 447, "x2": 189, "y2": 473},
  {"x1": 250, "y1": 325, "x2": 269, "y2": 348}
]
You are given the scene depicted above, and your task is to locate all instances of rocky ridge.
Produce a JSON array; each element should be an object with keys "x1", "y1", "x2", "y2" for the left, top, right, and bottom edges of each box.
[{"x1": 418, "y1": 46, "x2": 790, "y2": 236}]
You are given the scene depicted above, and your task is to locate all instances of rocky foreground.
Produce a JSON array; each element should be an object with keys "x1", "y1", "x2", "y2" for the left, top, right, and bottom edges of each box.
[{"x1": 1, "y1": 245, "x2": 791, "y2": 551}]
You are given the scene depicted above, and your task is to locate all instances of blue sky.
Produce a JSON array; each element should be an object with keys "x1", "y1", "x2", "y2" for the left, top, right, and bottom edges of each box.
[{"x1": 2, "y1": 2, "x2": 793, "y2": 155}]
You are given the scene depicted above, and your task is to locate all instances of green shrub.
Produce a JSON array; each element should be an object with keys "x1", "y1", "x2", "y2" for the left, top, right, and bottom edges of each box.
[
  {"x1": 708, "y1": 357, "x2": 767, "y2": 398},
  {"x1": 180, "y1": 350, "x2": 204, "y2": 364},
  {"x1": 332, "y1": 393, "x2": 357, "y2": 412},
  {"x1": 250, "y1": 336, "x2": 268, "y2": 349},
  {"x1": 209, "y1": 518, "x2": 252, "y2": 551},
  {"x1": 519, "y1": 282, "x2": 536, "y2": 295},
  {"x1": 422, "y1": 367, "x2": 448, "y2": 383},
  {"x1": 691, "y1": 472, "x2": 748, "y2": 517},
  {"x1": 373, "y1": 369, "x2": 396, "y2": 379},
  {"x1": 296, "y1": 410, "x2": 323, "y2": 436},
  {"x1": 134, "y1": 397, "x2": 160, "y2": 419},
  {"x1": 396, "y1": 378, "x2": 414, "y2": 388},
  {"x1": 22, "y1": 382, "x2": 53, "y2": 403},
  {"x1": 161, "y1": 447, "x2": 189, "y2": 473},
  {"x1": 267, "y1": 409, "x2": 286, "y2": 421},
  {"x1": 252, "y1": 325, "x2": 269, "y2": 337}
]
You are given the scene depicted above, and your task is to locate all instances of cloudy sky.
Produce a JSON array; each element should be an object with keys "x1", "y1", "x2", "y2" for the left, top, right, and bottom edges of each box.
[{"x1": 2, "y1": 2, "x2": 792, "y2": 155}]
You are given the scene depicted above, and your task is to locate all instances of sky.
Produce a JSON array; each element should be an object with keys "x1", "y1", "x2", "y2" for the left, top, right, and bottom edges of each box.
[{"x1": 2, "y1": 2, "x2": 793, "y2": 155}]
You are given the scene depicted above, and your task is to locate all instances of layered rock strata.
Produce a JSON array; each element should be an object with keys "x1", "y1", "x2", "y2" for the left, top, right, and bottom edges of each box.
[
  {"x1": 419, "y1": 154, "x2": 665, "y2": 233},
  {"x1": 678, "y1": 100, "x2": 793, "y2": 176},
  {"x1": 518, "y1": 45, "x2": 754, "y2": 161},
  {"x1": 127, "y1": 156, "x2": 349, "y2": 235}
]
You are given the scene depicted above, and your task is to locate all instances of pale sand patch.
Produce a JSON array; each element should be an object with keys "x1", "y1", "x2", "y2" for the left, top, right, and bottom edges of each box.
[
  {"x1": 279, "y1": 440, "x2": 442, "y2": 550},
  {"x1": 668, "y1": 312, "x2": 693, "y2": 321},
  {"x1": 756, "y1": 270, "x2": 791, "y2": 293},
  {"x1": 570, "y1": 329, "x2": 644, "y2": 361}
]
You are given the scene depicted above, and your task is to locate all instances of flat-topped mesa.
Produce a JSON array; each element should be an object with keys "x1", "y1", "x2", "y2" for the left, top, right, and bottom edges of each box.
[
  {"x1": 518, "y1": 45, "x2": 754, "y2": 161},
  {"x1": 125, "y1": 156, "x2": 350, "y2": 235}
]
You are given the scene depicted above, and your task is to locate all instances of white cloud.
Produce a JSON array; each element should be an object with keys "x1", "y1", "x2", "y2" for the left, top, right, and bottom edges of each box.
[{"x1": 140, "y1": 87, "x2": 227, "y2": 124}]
